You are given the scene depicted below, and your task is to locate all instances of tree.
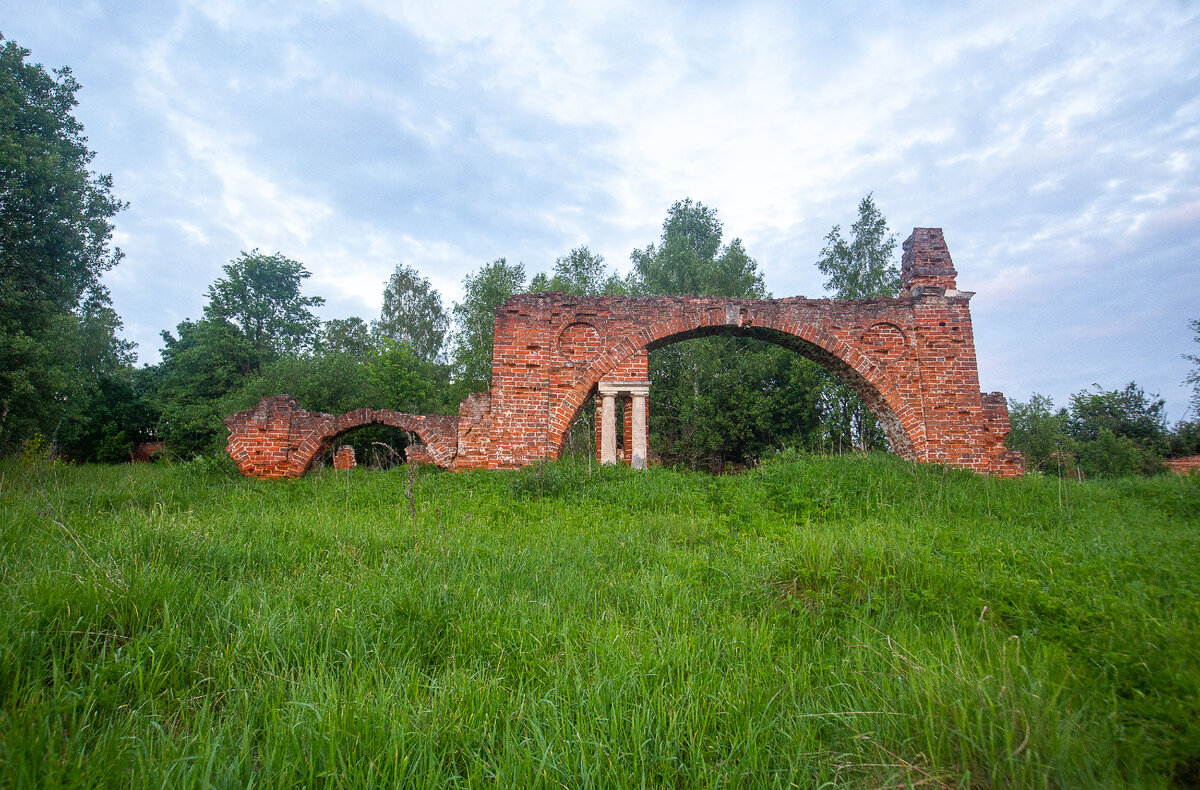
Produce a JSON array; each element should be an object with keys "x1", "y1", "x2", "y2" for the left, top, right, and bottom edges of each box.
[
  {"x1": 1006, "y1": 384, "x2": 1169, "y2": 478},
  {"x1": 317, "y1": 317, "x2": 375, "y2": 358},
  {"x1": 632, "y1": 199, "x2": 765, "y2": 298},
  {"x1": 204, "y1": 250, "x2": 324, "y2": 365},
  {"x1": 154, "y1": 251, "x2": 324, "y2": 455},
  {"x1": 1005, "y1": 393, "x2": 1074, "y2": 474},
  {"x1": 0, "y1": 36, "x2": 130, "y2": 452},
  {"x1": 450, "y1": 258, "x2": 526, "y2": 392},
  {"x1": 1185, "y1": 318, "x2": 1200, "y2": 418},
  {"x1": 1066, "y1": 382, "x2": 1167, "y2": 448},
  {"x1": 815, "y1": 193, "x2": 899, "y2": 300},
  {"x1": 155, "y1": 318, "x2": 257, "y2": 455},
  {"x1": 531, "y1": 246, "x2": 628, "y2": 296},
  {"x1": 813, "y1": 194, "x2": 900, "y2": 452},
  {"x1": 374, "y1": 264, "x2": 449, "y2": 362},
  {"x1": 626, "y1": 200, "x2": 829, "y2": 468},
  {"x1": 55, "y1": 293, "x2": 153, "y2": 462},
  {"x1": 0, "y1": 36, "x2": 125, "y2": 328}
]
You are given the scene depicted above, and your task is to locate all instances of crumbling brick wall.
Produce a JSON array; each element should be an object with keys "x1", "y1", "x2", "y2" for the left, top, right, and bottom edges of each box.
[
  {"x1": 223, "y1": 396, "x2": 458, "y2": 479},
  {"x1": 226, "y1": 228, "x2": 1023, "y2": 478}
]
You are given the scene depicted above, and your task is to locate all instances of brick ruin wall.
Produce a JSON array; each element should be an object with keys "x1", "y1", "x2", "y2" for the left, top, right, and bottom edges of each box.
[
  {"x1": 1166, "y1": 456, "x2": 1200, "y2": 475},
  {"x1": 225, "y1": 228, "x2": 1024, "y2": 479}
]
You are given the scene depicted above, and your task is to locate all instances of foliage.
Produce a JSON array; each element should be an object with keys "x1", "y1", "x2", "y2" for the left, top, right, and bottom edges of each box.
[
  {"x1": 628, "y1": 199, "x2": 845, "y2": 468},
  {"x1": 631, "y1": 199, "x2": 764, "y2": 298},
  {"x1": 1006, "y1": 393, "x2": 1073, "y2": 475},
  {"x1": 0, "y1": 36, "x2": 131, "y2": 454},
  {"x1": 317, "y1": 316, "x2": 375, "y2": 358},
  {"x1": 155, "y1": 318, "x2": 257, "y2": 456},
  {"x1": 216, "y1": 339, "x2": 453, "y2": 468},
  {"x1": 55, "y1": 299, "x2": 155, "y2": 462},
  {"x1": 0, "y1": 36, "x2": 125, "y2": 326},
  {"x1": 815, "y1": 193, "x2": 899, "y2": 300},
  {"x1": 1186, "y1": 318, "x2": 1200, "y2": 418},
  {"x1": 450, "y1": 258, "x2": 526, "y2": 392},
  {"x1": 374, "y1": 264, "x2": 449, "y2": 363},
  {"x1": 811, "y1": 194, "x2": 901, "y2": 453},
  {"x1": 1066, "y1": 382, "x2": 1166, "y2": 476},
  {"x1": 1066, "y1": 382, "x2": 1167, "y2": 446},
  {"x1": 530, "y1": 246, "x2": 629, "y2": 295},
  {"x1": 1008, "y1": 383, "x2": 1170, "y2": 478},
  {"x1": 1, "y1": 455, "x2": 1198, "y2": 786},
  {"x1": 203, "y1": 250, "x2": 324, "y2": 362},
  {"x1": 650, "y1": 340, "x2": 827, "y2": 467},
  {"x1": 154, "y1": 251, "x2": 329, "y2": 456},
  {"x1": 1169, "y1": 420, "x2": 1200, "y2": 458}
]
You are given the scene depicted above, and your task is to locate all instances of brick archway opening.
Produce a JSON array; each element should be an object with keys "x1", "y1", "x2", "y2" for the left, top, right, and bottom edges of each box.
[
  {"x1": 307, "y1": 424, "x2": 426, "y2": 472},
  {"x1": 548, "y1": 323, "x2": 917, "y2": 466}
]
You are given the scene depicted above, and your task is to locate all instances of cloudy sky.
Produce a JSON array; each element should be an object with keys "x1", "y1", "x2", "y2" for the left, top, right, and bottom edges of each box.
[{"x1": 6, "y1": 0, "x2": 1199, "y2": 419}]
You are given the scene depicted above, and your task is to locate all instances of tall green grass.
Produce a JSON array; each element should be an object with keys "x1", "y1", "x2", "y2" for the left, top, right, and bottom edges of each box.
[{"x1": 1, "y1": 453, "x2": 1197, "y2": 787}]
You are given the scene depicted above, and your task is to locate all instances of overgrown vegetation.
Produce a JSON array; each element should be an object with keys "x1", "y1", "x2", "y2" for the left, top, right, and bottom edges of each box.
[
  {"x1": 1, "y1": 454, "x2": 1197, "y2": 787},
  {"x1": 1005, "y1": 382, "x2": 1200, "y2": 478}
]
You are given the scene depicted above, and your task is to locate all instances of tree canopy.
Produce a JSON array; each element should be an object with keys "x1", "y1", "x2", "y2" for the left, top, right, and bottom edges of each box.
[
  {"x1": 0, "y1": 35, "x2": 131, "y2": 454},
  {"x1": 811, "y1": 194, "x2": 901, "y2": 452},
  {"x1": 530, "y1": 246, "x2": 627, "y2": 296},
  {"x1": 632, "y1": 199, "x2": 765, "y2": 299},
  {"x1": 815, "y1": 193, "x2": 899, "y2": 300},
  {"x1": 450, "y1": 258, "x2": 526, "y2": 392},
  {"x1": 374, "y1": 263, "x2": 449, "y2": 363},
  {"x1": 0, "y1": 35, "x2": 125, "y2": 327},
  {"x1": 203, "y1": 250, "x2": 324, "y2": 364}
]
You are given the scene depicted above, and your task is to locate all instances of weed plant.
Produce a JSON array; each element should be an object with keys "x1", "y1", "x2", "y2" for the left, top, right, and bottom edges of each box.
[{"x1": 0, "y1": 453, "x2": 1197, "y2": 787}]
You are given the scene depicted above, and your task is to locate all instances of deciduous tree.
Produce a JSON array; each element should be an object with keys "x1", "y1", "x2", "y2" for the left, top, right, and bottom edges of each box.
[
  {"x1": 203, "y1": 250, "x2": 324, "y2": 364},
  {"x1": 374, "y1": 264, "x2": 449, "y2": 363},
  {"x1": 450, "y1": 258, "x2": 526, "y2": 392},
  {"x1": 530, "y1": 246, "x2": 627, "y2": 296},
  {"x1": 155, "y1": 251, "x2": 324, "y2": 455},
  {"x1": 813, "y1": 194, "x2": 900, "y2": 452},
  {"x1": 629, "y1": 200, "x2": 827, "y2": 467},
  {"x1": 0, "y1": 36, "x2": 131, "y2": 453},
  {"x1": 815, "y1": 193, "x2": 899, "y2": 300}
]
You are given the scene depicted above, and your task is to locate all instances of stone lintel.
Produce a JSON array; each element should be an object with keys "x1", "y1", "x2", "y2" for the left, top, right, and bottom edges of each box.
[{"x1": 598, "y1": 380, "x2": 651, "y2": 396}]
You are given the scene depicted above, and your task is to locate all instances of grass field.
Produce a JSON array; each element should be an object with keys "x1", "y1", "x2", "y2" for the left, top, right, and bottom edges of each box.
[{"x1": 1, "y1": 453, "x2": 1198, "y2": 788}]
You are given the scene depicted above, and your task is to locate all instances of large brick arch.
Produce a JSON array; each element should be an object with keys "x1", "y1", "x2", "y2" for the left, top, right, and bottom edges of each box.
[
  {"x1": 227, "y1": 229, "x2": 1024, "y2": 478},
  {"x1": 546, "y1": 318, "x2": 921, "y2": 462}
]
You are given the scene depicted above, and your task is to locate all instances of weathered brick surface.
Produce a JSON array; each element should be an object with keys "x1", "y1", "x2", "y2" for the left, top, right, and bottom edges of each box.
[
  {"x1": 223, "y1": 395, "x2": 459, "y2": 479},
  {"x1": 1166, "y1": 456, "x2": 1200, "y2": 475},
  {"x1": 226, "y1": 228, "x2": 1023, "y2": 478},
  {"x1": 333, "y1": 445, "x2": 356, "y2": 470}
]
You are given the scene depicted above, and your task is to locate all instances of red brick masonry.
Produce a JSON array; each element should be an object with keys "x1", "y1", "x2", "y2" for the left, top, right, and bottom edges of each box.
[
  {"x1": 332, "y1": 445, "x2": 356, "y2": 470},
  {"x1": 1166, "y1": 456, "x2": 1200, "y2": 475},
  {"x1": 225, "y1": 228, "x2": 1024, "y2": 478}
]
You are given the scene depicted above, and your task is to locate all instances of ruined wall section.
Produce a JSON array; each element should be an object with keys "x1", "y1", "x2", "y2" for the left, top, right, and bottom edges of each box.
[
  {"x1": 225, "y1": 228, "x2": 1023, "y2": 478},
  {"x1": 223, "y1": 395, "x2": 459, "y2": 478}
]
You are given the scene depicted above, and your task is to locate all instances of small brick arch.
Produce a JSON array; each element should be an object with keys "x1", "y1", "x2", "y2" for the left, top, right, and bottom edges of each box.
[
  {"x1": 299, "y1": 411, "x2": 452, "y2": 471},
  {"x1": 227, "y1": 228, "x2": 1024, "y2": 478},
  {"x1": 223, "y1": 396, "x2": 459, "y2": 479}
]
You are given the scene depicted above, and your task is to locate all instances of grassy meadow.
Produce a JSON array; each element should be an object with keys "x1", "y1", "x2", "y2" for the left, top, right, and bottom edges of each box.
[{"x1": 0, "y1": 452, "x2": 1198, "y2": 788}]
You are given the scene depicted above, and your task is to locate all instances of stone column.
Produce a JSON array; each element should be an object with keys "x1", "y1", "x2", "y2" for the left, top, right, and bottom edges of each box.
[
  {"x1": 599, "y1": 391, "x2": 617, "y2": 465},
  {"x1": 630, "y1": 390, "x2": 648, "y2": 469}
]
